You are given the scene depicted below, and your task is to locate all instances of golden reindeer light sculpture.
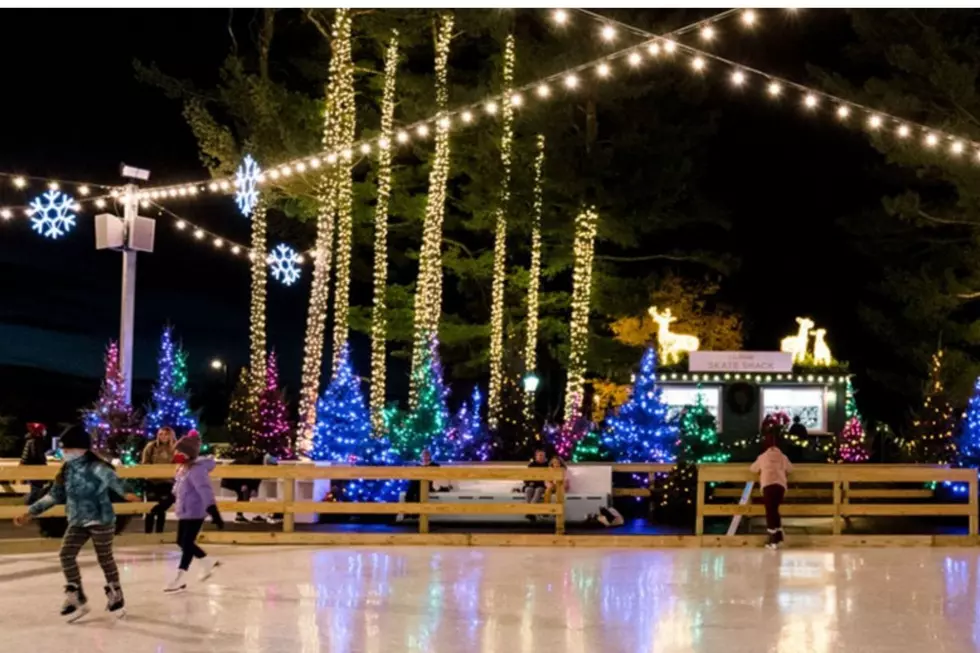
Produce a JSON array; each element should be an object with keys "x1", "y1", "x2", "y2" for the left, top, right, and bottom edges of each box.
[
  {"x1": 649, "y1": 306, "x2": 700, "y2": 365},
  {"x1": 812, "y1": 328, "x2": 833, "y2": 366},
  {"x1": 780, "y1": 317, "x2": 815, "y2": 363}
]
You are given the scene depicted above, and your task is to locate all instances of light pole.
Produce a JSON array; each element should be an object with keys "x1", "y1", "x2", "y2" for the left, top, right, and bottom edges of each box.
[
  {"x1": 210, "y1": 358, "x2": 229, "y2": 387},
  {"x1": 523, "y1": 372, "x2": 540, "y2": 422}
]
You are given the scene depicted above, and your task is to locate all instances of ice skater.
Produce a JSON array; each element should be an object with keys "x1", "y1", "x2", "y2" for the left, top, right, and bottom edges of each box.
[
  {"x1": 750, "y1": 431, "x2": 793, "y2": 549},
  {"x1": 165, "y1": 431, "x2": 220, "y2": 592},
  {"x1": 14, "y1": 425, "x2": 140, "y2": 622}
]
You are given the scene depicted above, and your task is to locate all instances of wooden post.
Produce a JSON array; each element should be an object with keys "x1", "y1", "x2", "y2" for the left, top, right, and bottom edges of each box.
[
  {"x1": 832, "y1": 479, "x2": 842, "y2": 536},
  {"x1": 282, "y1": 477, "x2": 295, "y2": 533},
  {"x1": 695, "y1": 469, "x2": 705, "y2": 536},
  {"x1": 969, "y1": 473, "x2": 978, "y2": 539},
  {"x1": 419, "y1": 478, "x2": 430, "y2": 534},
  {"x1": 556, "y1": 468, "x2": 566, "y2": 536}
]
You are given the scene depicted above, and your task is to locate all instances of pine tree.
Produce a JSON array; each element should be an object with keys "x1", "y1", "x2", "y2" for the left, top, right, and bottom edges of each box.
[
  {"x1": 82, "y1": 340, "x2": 144, "y2": 463},
  {"x1": 225, "y1": 367, "x2": 258, "y2": 458},
  {"x1": 390, "y1": 335, "x2": 449, "y2": 460},
  {"x1": 571, "y1": 429, "x2": 608, "y2": 462},
  {"x1": 545, "y1": 415, "x2": 593, "y2": 459},
  {"x1": 661, "y1": 390, "x2": 728, "y2": 516},
  {"x1": 434, "y1": 386, "x2": 491, "y2": 462},
  {"x1": 909, "y1": 350, "x2": 958, "y2": 465},
  {"x1": 837, "y1": 378, "x2": 870, "y2": 463},
  {"x1": 145, "y1": 326, "x2": 197, "y2": 438},
  {"x1": 603, "y1": 347, "x2": 677, "y2": 463},
  {"x1": 957, "y1": 376, "x2": 980, "y2": 469},
  {"x1": 254, "y1": 351, "x2": 292, "y2": 459}
]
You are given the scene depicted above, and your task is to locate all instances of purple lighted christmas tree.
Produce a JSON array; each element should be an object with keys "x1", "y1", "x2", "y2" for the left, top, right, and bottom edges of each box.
[
  {"x1": 82, "y1": 340, "x2": 143, "y2": 463},
  {"x1": 254, "y1": 351, "x2": 292, "y2": 459}
]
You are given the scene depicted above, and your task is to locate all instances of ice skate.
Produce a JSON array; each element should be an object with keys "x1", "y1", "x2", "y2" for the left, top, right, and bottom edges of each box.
[
  {"x1": 61, "y1": 584, "x2": 90, "y2": 623},
  {"x1": 164, "y1": 570, "x2": 187, "y2": 593},
  {"x1": 104, "y1": 582, "x2": 126, "y2": 617},
  {"x1": 199, "y1": 558, "x2": 221, "y2": 581}
]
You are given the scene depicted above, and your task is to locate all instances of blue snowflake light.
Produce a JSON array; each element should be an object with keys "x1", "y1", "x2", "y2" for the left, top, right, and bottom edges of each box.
[
  {"x1": 268, "y1": 243, "x2": 301, "y2": 286},
  {"x1": 235, "y1": 154, "x2": 261, "y2": 217},
  {"x1": 29, "y1": 190, "x2": 78, "y2": 239}
]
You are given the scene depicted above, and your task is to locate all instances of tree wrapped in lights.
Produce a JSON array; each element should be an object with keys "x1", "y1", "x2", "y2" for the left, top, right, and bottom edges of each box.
[
  {"x1": 370, "y1": 31, "x2": 400, "y2": 436},
  {"x1": 836, "y1": 378, "x2": 870, "y2": 463},
  {"x1": 571, "y1": 429, "x2": 607, "y2": 463},
  {"x1": 564, "y1": 207, "x2": 599, "y2": 421},
  {"x1": 661, "y1": 390, "x2": 728, "y2": 517},
  {"x1": 145, "y1": 326, "x2": 197, "y2": 439},
  {"x1": 82, "y1": 340, "x2": 144, "y2": 463},
  {"x1": 603, "y1": 347, "x2": 677, "y2": 463},
  {"x1": 488, "y1": 32, "x2": 517, "y2": 431},
  {"x1": 225, "y1": 367, "x2": 259, "y2": 458},
  {"x1": 909, "y1": 350, "x2": 958, "y2": 464},
  {"x1": 254, "y1": 351, "x2": 292, "y2": 458},
  {"x1": 297, "y1": 8, "x2": 348, "y2": 453},
  {"x1": 523, "y1": 134, "x2": 546, "y2": 421},
  {"x1": 545, "y1": 413, "x2": 594, "y2": 460},
  {"x1": 409, "y1": 12, "x2": 454, "y2": 405},
  {"x1": 434, "y1": 386, "x2": 491, "y2": 462},
  {"x1": 392, "y1": 335, "x2": 450, "y2": 460},
  {"x1": 248, "y1": 198, "x2": 268, "y2": 398},
  {"x1": 957, "y1": 376, "x2": 980, "y2": 469}
]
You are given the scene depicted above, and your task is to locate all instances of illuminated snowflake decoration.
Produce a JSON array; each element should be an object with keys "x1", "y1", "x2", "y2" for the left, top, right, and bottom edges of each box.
[
  {"x1": 29, "y1": 190, "x2": 78, "y2": 239},
  {"x1": 235, "y1": 154, "x2": 261, "y2": 217},
  {"x1": 268, "y1": 243, "x2": 302, "y2": 286}
]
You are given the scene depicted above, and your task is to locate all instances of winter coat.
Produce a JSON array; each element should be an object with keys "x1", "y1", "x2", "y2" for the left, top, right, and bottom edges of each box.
[
  {"x1": 141, "y1": 439, "x2": 176, "y2": 465},
  {"x1": 173, "y1": 458, "x2": 217, "y2": 520},
  {"x1": 20, "y1": 437, "x2": 47, "y2": 466},
  {"x1": 28, "y1": 456, "x2": 127, "y2": 526},
  {"x1": 750, "y1": 447, "x2": 793, "y2": 489}
]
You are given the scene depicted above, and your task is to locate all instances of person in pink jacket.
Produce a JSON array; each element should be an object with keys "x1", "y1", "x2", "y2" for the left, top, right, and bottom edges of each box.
[{"x1": 750, "y1": 433, "x2": 793, "y2": 549}]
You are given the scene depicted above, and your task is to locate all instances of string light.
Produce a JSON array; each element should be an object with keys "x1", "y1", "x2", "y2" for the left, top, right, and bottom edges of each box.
[
  {"x1": 731, "y1": 70, "x2": 745, "y2": 86},
  {"x1": 175, "y1": 220, "x2": 186, "y2": 230},
  {"x1": 647, "y1": 42, "x2": 661, "y2": 57},
  {"x1": 837, "y1": 105, "x2": 851, "y2": 119},
  {"x1": 628, "y1": 51, "x2": 642, "y2": 67},
  {"x1": 768, "y1": 81, "x2": 782, "y2": 97},
  {"x1": 552, "y1": 9, "x2": 568, "y2": 25},
  {"x1": 0, "y1": 209, "x2": 11, "y2": 220},
  {"x1": 13, "y1": 177, "x2": 26, "y2": 189},
  {"x1": 298, "y1": 9, "x2": 349, "y2": 453},
  {"x1": 370, "y1": 32, "x2": 399, "y2": 437},
  {"x1": 700, "y1": 25, "x2": 715, "y2": 41},
  {"x1": 597, "y1": 62, "x2": 611, "y2": 77},
  {"x1": 485, "y1": 100, "x2": 498, "y2": 115},
  {"x1": 897, "y1": 124, "x2": 911, "y2": 138},
  {"x1": 564, "y1": 207, "x2": 599, "y2": 421},
  {"x1": 692, "y1": 56, "x2": 706, "y2": 72},
  {"x1": 600, "y1": 24, "x2": 616, "y2": 42},
  {"x1": 78, "y1": 185, "x2": 90, "y2": 196},
  {"x1": 564, "y1": 74, "x2": 579, "y2": 89},
  {"x1": 47, "y1": 182, "x2": 59, "y2": 191},
  {"x1": 409, "y1": 13, "x2": 455, "y2": 407},
  {"x1": 537, "y1": 83, "x2": 551, "y2": 98},
  {"x1": 194, "y1": 229, "x2": 205, "y2": 239},
  {"x1": 524, "y1": 134, "x2": 546, "y2": 421},
  {"x1": 461, "y1": 110, "x2": 473, "y2": 123},
  {"x1": 804, "y1": 93, "x2": 818, "y2": 109},
  {"x1": 868, "y1": 114, "x2": 883, "y2": 130},
  {"x1": 488, "y1": 32, "x2": 516, "y2": 432},
  {"x1": 741, "y1": 10, "x2": 756, "y2": 26},
  {"x1": 925, "y1": 133, "x2": 939, "y2": 148}
]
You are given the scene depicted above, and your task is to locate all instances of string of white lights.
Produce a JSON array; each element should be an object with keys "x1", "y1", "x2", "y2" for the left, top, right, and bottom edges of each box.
[
  {"x1": 149, "y1": 201, "x2": 258, "y2": 261},
  {"x1": 115, "y1": 9, "x2": 742, "y2": 202},
  {"x1": 575, "y1": 8, "x2": 980, "y2": 163}
]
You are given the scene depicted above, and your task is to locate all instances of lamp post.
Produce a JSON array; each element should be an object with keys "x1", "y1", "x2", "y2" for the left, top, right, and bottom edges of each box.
[
  {"x1": 523, "y1": 372, "x2": 540, "y2": 422},
  {"x1": 210, "y1": 358, "x2": 228, "y2": 387}
]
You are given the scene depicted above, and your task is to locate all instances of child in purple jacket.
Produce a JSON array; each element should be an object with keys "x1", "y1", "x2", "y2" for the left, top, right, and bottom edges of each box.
[{"x1": 165, "y1": 432, "x2": 220, "y2": 593}]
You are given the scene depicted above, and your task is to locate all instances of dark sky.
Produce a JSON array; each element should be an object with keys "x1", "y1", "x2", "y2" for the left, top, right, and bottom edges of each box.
[{"x1": 0, "y1": 9, "x2": 893, "y2": 425}]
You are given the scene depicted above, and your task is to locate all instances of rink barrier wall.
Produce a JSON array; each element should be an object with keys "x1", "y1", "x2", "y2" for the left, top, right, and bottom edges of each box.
[
  {"x1": 696, "y1": 463, "x2": 979, "y2": 539},
  {"x1": 0, "y1": 463, "x2": 977, "y2": 550}
]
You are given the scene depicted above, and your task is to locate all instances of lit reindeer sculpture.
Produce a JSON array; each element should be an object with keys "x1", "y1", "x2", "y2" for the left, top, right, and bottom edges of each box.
[
  {"x1": 648, "y1": 306, "x2": 700, "y2": 365},
  {"x1": 780, "y1": 317, "x2": 815, "y2": 364}
]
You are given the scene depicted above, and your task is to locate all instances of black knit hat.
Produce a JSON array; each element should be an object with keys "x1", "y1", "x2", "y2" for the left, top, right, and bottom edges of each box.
[{"x1": 60, "y1": 424, "x2": 91, "y2": 450}]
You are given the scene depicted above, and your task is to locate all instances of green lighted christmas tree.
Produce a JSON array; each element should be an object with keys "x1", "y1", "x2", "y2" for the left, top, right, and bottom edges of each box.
[
  {"x1": 390, "y1": 335, "x2": 449, "y2": 460},
  {"x1": 660, "y1": 389, "x2": 728, "y2": 518},
  {"x1": 909, "y1": 350, "x2": 957, "y2": 465}
]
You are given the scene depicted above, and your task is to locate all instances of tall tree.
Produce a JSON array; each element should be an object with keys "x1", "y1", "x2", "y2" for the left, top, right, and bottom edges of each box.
[
  {"x1": 145, "y1": 326, "x2": 197, "y2": 438},
  {"x1": 225, "y1": 367, "x2": 258, "y2": 458},
  {"x1": 82, "y1": 340, "x2": 144, "y2": 462},
  {"x1": 908, "y1": 350, "x2": 957, "y2": 465},
  {"x1": 603, "y1": 347, "x2": 677, "y2": 463},
  {"x1": 391, "y1": 335, "x2": 450, "y2": 460},
  {"x1": 254, "y1": 351, "x2": 292, "y2": 458}
]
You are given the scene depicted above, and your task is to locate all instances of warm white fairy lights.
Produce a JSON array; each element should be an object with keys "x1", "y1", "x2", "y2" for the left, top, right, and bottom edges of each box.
[
  {"x1": 524, "y1": 134, "x2": 546, "y2": 421},
  {"x1": 564, "y1": 207, "x2": 599, "y2": 422},
  {"x1": 298, "y1": 9, "x2": 349, "y2": 453},
  {"x1": 488, "y1": 32, "x2": 517, "y2": 432},
  {"x1": 249, "y1": 197, "x2": 268, "y2": 399},
  {"x1": 409, "y1": 12, "x2": 455, "y2": 407},
  {"x1": 330, "y1": 10, "x2": 357, "y2": 373},
  {"x1": 370, "y1": 31, "x2": 399, "y2": 437}
]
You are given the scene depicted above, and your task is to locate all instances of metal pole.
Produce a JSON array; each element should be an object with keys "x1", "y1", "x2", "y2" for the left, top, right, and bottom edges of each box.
[{"x1": 119, "y1": 183, "x2": 138, "y2": 404}]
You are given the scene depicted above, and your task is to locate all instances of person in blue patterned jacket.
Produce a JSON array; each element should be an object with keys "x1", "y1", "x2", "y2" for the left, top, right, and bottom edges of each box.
[{"x1": 14, "y1": 425, "x2": 140, "y2": 623}]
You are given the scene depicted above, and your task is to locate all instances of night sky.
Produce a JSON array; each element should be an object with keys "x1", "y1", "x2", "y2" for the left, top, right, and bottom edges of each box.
[{"x1": 0, "y1": 9, "x2": 894, "y2": 427}]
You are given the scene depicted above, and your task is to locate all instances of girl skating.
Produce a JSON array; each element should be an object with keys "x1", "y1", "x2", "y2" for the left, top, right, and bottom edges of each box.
[
  {"x1": 14, "y1": 425, "x2": 140, "y2": 622},
  {"x1": 750, "y1": 431, "x2": 793, "y2": 549},
  {"x1": 166, "y1": 431, "x2": 220, "y2": 592}
]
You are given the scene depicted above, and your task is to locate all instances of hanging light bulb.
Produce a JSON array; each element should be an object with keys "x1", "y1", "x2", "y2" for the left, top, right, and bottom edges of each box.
[
  {"x1": 552, "y1": 9, "x2": 568, "y2": 25},
  {"x1": 663, "y1": 40, "x2": 677, "y2": 54},
  {"x1": 742, "y1": 10, "x2": 756, "y2": 26},
  {"x1": 597, "y1": 62, "x2": 611, "y2": 77},
  {"x1": 951, "y1": 141, "x2": 965, "y2": 155},
  {"x1": 897, "y1": 124, "x2": 911, "y2": 139},
  {"x1": 925, "y1": 133, "x2": 939, "y2": 148},
  {"x1": 601, "y1": 25, "x2": 617, "y2": 42},
  {"x1": 461, "y1": 110, "x2": 474, "y2": 123},
  {"x1": 836, "y1": 105, "x2": 851, "y2": 119},
  {"x1": 701, "y1": 25, "x2": 715, "y2": 41},
  {"x1": 485, "y1": 100, "x2": 498, "y2": 114},
  {"x1": 868, "y1": 114, "x2": 883, "y2": 130},
  {"x1": 564, "y1": 74, "x2": 579, "y2": 89},
  {"x1": 647, "y1": 42, "x2": 661, "y2": 57},
  {"x1": 12, "y1": 177, "x2": 26, "y2": 189},
  {"x1": 731, "y1": 70, "x2": 746, "y2": 86},
  {"x1": 768, "y1": 81, "x2": 782, "y2": 97},
  {"x1": 691, "y1": 56, "x2": 706, "y2": 72},
  {"x1": 628, "y1": 51, "x2": 642, "y2": 67},
  {"x1": 803, "y1": 93, "x2": 818, "y2": 109},
  {"x1": 536, "y1": 83, "x2": 551, "y2": 98}
]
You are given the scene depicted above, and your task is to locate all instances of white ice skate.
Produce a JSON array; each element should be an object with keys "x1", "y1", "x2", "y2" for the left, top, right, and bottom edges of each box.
[
  {"x1": 61, "y1": 584, "x2": 90, "y2": 623},
  {"x1": 199, "y1": 558, "x2": 221, "y2": 581},
  {"x1": 164, "y1": 570, "x2": 187, "y2": 593}
]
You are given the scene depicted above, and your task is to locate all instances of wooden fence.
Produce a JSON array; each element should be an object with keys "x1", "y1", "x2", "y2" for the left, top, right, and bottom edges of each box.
[{"x1": 696, "y1": 463, "x2": 979, "y2": 540}]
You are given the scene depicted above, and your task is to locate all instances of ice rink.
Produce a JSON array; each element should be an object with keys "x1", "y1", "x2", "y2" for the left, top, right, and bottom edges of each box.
[{"x1": 1, "y1": 544, "x2": 979, "y2": 652}]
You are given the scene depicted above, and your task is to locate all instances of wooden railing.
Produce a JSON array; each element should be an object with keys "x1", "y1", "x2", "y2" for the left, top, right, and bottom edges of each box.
[
  {"x1": 696, "y1": 464, "x2": 979, "y2": 538},
  {"x1": 609, "y1": 463, "x2": 674, "y2": 497},
  {"x1": 0, "y1": 464, "x2": 567, "y2": 535}
]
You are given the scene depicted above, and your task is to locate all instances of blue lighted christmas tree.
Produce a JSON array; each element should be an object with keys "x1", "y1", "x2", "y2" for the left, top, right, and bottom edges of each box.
[
  {"x1": 957, "y1": 376, "x2": 980, "y2": 469},
  {"x1": 145, "y1": 326, "x2": 197, "y2": 438},
  {"x1": 311, "y1": 344, "x2": 404, "y2": 502},
  {"x1": 390, "y1": 335, "x2": 450, "y2": 460},
  {"x1": 602, "y1": 347, "x2": 677, "y2": 462}
]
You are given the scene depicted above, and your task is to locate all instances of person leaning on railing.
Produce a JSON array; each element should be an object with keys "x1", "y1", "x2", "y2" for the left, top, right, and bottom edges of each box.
[{"x1": 141, "y1": 427, "x2": 177, "y2": 534}]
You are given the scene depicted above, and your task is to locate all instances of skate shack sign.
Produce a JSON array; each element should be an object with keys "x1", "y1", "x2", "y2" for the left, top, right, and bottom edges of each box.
[{"x1": 688, "y1": 351, "x2": 793, "y2": 373}]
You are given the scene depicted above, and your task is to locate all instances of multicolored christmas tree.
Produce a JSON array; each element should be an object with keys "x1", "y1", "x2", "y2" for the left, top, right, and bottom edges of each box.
[
  {"x1": 545, "y1": 413, "x2": 594, "y2": 459},
  {"x1": 82, "y1": 340, "x2": 144, "y2": 463},
  {"x1": 661, "y1": 390, "x2": 728, "y2": 515},
  {"x1": 603, "y1": 347, "x2": 677, "y2": 463},
  {"x1": 434, "y1": 386, "x2": 491, "y2": 462},
  {"x1": 145, "y1": 326, "x2": 197, "y2": 439},
  {"x1": 254, "y1": 351, "x2": 292, "y2": 459},
  {"x1": 390, "y1": 335, "x2": 450, "y2": 460},
  {"x1": 957, "y1": 376, "x2": 980, "y2": 469},
  {"x1": 836, "y1": 378, "x2": 870, "y2": 463},
  {"x1": 909, "y1": 350, "x2": 958, "y2": 465}
]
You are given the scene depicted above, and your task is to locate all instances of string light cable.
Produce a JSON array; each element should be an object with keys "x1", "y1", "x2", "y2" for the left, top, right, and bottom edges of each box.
[
  {"x1": 575, "y1": 8, "x2": 980, "y2": 163},
  {"x1": 105, "y1": 8, "x2": 744, "y2": 203}
]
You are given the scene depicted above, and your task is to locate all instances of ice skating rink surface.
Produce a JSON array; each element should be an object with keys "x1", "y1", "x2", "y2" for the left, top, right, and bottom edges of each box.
[{"x1": 1, "y1": 544, "x2": 979, "y2": 652}]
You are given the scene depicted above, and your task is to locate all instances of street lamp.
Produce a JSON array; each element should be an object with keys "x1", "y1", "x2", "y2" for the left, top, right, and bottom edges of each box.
[
  {"x1": 210, "y1": 358, "x2": 225, "y2": 371},
  {"x1": 523, "y1": 373, "x2": 540, "y2": 394}
]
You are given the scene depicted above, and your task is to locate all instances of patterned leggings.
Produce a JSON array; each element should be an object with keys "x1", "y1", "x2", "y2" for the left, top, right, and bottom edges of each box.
[{"x1": 60, "y1": 524, "x2": 119, "y2": 586}]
